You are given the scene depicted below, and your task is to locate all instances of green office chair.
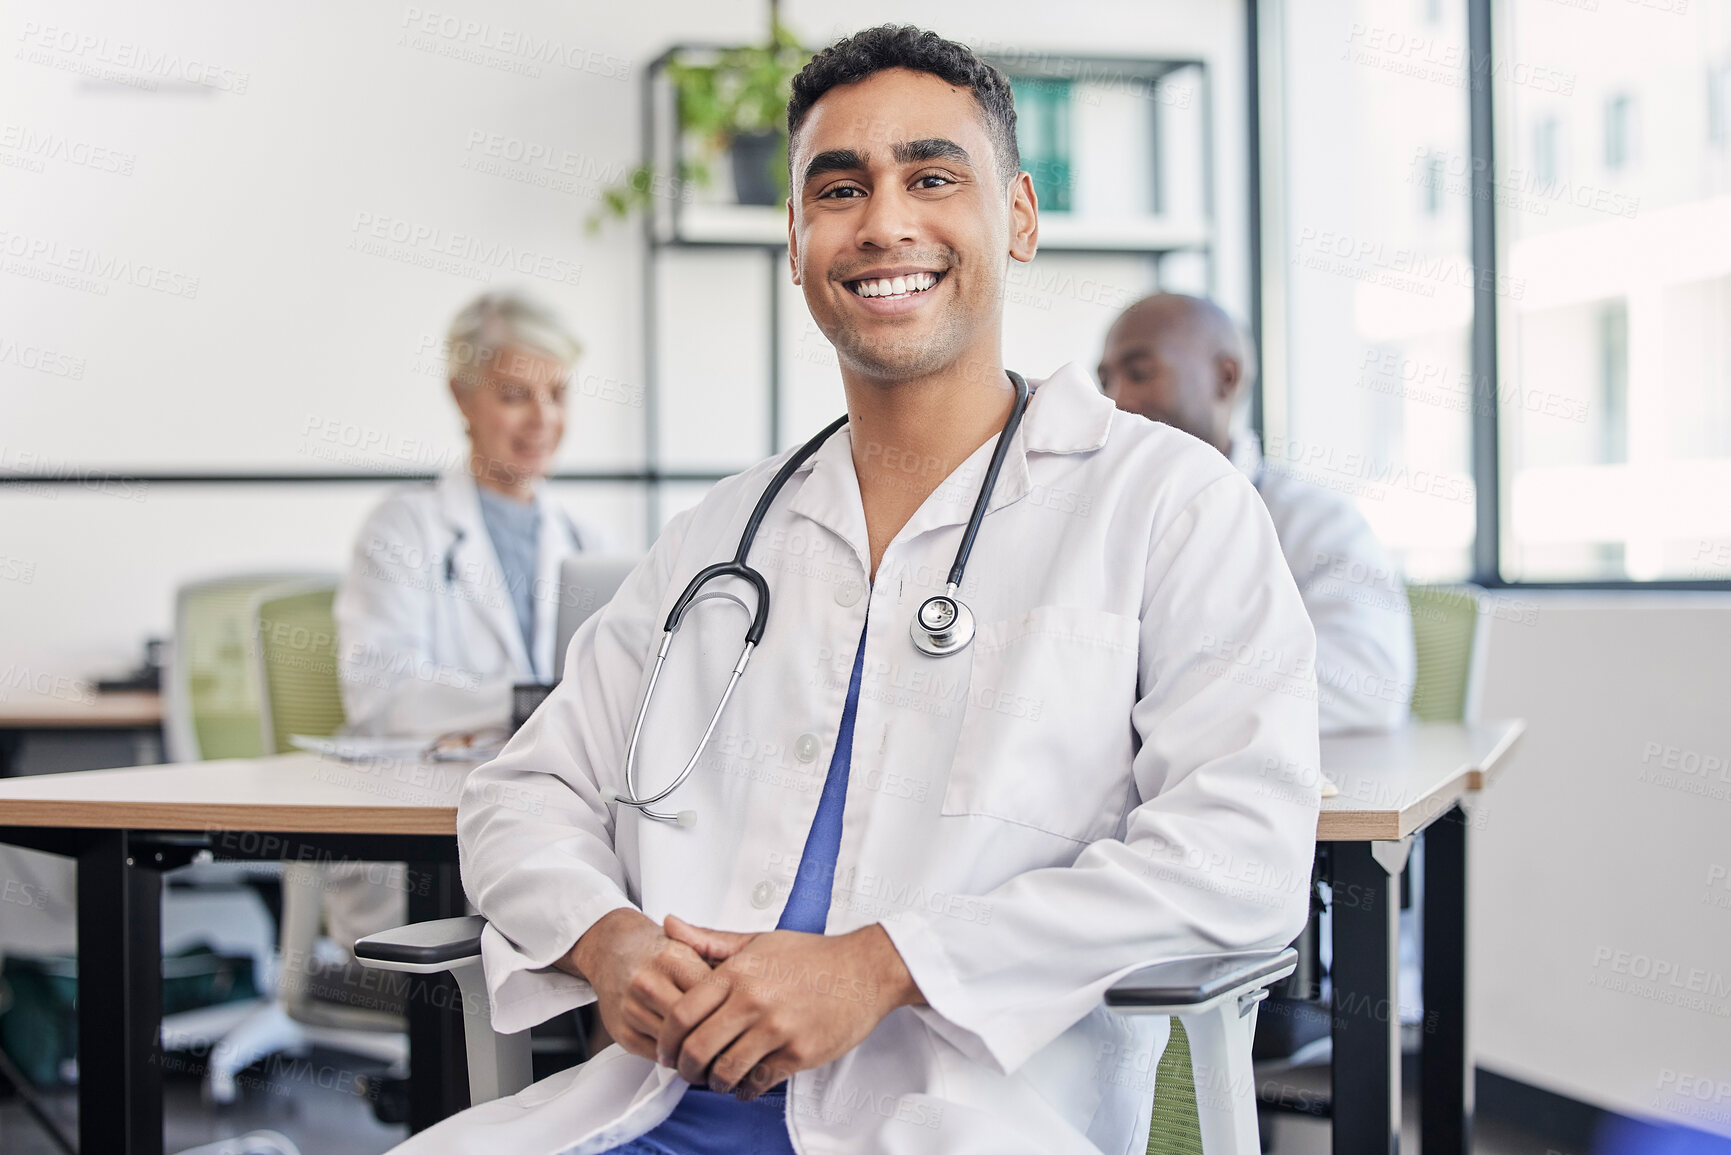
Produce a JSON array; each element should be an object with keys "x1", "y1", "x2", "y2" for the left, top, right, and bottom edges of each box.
[
  {"x1": 131, "y1": 575, "x2": 331, "y2": 1090},
  {"x1": 1147, "y1": 1020, "x2": 1205, "y2": 1154},
  {"x1": 253, "y1": 582, "x2": 348, "y2": 754},
  {"x1": 1405, "y1": 584, "x2": 1490, "y2": 723},
  {"x1": 165, "y1": 572, "x2": 323, "y2": 762},
  {"x1": 205, "y1": 577, "x2": 411, "y2": 1103}
]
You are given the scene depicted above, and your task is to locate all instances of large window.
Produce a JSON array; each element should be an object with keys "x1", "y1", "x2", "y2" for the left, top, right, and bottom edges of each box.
[
  {"x1": 1495, "y1": 2, "x2": 1731, "y2": 582},
  {"x1": 1269, "y1": 0, "x2": 1731, "y2": 585},
  {"x1": 1268, "y1": 0, "x2": 1476, "y2": 582}
]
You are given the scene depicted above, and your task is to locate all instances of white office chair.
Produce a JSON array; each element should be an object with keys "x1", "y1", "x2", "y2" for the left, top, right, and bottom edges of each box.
[{"x1": 355, "y1": 916, "x2": 1294, "y2": 1153}]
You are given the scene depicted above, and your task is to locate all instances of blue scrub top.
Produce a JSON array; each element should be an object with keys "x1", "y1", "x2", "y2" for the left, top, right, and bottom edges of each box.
[
  {"x1": 604, "y1": 622, "x2": 871, "y2": 1155},
  {"x1": 475, "y1": 484, "x2": 540, "y2": 664}
]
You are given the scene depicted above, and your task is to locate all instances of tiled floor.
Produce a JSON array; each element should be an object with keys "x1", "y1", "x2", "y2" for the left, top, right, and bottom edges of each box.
[
  {"x1": 1261, "y1": 1062, "x2": 1570, "y2": 1155},
  {"x1": 0, "y1": 1048, "x2": 406, "y2": 1155},
  {"x1": 4, "y1": 1052, "x2": 1726, "y2": 1154}
]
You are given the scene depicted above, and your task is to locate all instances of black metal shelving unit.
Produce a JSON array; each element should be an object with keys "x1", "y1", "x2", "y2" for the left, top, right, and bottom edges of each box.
[{"x1": 635, "y1": 45, "x2": 1218, "y2": 538}]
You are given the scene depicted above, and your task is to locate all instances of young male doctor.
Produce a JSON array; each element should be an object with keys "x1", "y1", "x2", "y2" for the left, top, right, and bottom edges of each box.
[{"x1": 404, "y1": 26, "x2": 1321, "y2": 1155}]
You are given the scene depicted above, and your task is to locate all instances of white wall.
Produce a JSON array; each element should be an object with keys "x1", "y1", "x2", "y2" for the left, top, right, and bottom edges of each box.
[
  {"x1": 0, "y1": 0, "x2": 1249, "y2": 683},
  {"x1": 1474, "y1": 593, "x2": 1731, "y2": 1138}
]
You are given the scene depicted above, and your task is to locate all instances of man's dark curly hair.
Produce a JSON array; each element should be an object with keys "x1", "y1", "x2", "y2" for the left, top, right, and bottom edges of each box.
[{"x1": 787, "y1": 25, "x2": 1020, "y2": 186}]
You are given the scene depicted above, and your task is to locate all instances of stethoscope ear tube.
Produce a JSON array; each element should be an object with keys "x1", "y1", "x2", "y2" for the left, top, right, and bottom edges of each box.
[
  {"x1": 944, "y1": 370, "x2": 1030, "y2": 588},
  {"x1": 613, "y1": 631, "x2": 757, "y2": 823},
  {"x1": 665, "y1": 562, "x2": 771, "y2": 644}
]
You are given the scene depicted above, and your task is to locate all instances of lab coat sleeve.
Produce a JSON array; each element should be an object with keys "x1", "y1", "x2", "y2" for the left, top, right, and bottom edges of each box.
[
  {"x1": 1284, "y1": 498, "x2": 1416, "y2": 733},
  {"x1": 455, "y1": 510, "x2": 694, "y2": 1035},
  {"x1": 879, "y1": 471, "x2": 1321, "y2": 1076},
  {"x1": 333, "y1": 496, "x2": 513, "y2": 737}
]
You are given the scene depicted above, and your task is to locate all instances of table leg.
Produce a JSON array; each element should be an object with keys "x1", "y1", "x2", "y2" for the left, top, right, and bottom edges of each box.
[
  {"x1": 1329, "y1": 840, "x2": 1403, "y2": 1155},
  {"x1": 1420, "y1": 805, "x2": 1471, "y2": 1154},
  {"x1": 406, "y1": 861, "x2": 470, "y2": 1131},
  {"x1": 77, "y1": 829, "x2": 164, "y2": 1155}
]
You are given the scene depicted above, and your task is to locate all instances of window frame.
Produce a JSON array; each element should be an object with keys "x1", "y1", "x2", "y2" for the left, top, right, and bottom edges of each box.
[{"x1": 1249, "y1": 0, "x2": 1730, "y2": 592}]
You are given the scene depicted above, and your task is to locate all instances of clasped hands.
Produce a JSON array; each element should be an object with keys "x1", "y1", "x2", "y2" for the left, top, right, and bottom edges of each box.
[{"x1": 558, "y1": 908, "x2": 923, "y2": 1101}]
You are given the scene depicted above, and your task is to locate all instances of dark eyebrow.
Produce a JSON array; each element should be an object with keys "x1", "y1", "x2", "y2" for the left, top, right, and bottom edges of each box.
[
  {"x1": 893, "y1": 138, "x2": 973, "y2": 168},
  {"x1": 801, "y1": 139, "x2": 976, "y2": 187},
  {"x1": 802, "y1": 148, "x2": 869, "y2": 185}
]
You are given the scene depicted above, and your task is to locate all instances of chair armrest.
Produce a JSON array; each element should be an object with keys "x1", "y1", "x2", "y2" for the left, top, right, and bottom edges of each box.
[
  {"x1": 354, "y1": 915, "x2": 535, "y2": 1103},
  {"x1": 1111, "y1": 949, "x2": 1297, "y2": 1154},
  {"x1": 1104, "y1": 947, "x2": 1297, "y2": 1016},
  {"x1": 354, "y1": 915, "x2": 486, "y2": 974}
]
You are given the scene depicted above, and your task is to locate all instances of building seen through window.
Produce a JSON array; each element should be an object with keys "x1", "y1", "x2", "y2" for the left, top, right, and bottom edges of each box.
[
  {"x1": 1499, "y1": 2, "x2": 1731, "y2": 581},
  {"x1": 1276, "y1": 0, "x2": 1731, "y2": 584}
]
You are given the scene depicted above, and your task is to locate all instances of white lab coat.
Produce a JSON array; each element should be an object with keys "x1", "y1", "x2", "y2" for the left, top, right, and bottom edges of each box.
[
  {"x1": 1231, "y1": 434, "x2": 1416, "y2": 734},
  {"x1": 327, "y1": 471, "x2": 595, "y2": 951},
  {"x1": 401, "y1": 365, "x2": 1321, "y2": 1155},
  {"x1": 334, "y1": 470, "x2": 597, "y2": 739}
]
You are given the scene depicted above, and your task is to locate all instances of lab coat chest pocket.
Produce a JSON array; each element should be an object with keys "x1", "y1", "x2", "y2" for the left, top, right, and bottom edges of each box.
[{"x1": 942, "y1": 605, "x2": 1141, "y2": 843}]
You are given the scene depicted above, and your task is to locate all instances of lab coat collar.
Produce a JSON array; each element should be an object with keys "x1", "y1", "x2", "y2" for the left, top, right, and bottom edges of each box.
[
  {"x1": 782, "y1": 362, "x2": 1112, "y2": 558},
  {"x1": 900, "y1": 361, "x2": 1114, "y2": 539},
  {"x1": 435, "y1": 470, "x2": 534, "y2": 676},
  {"x1": 1021, "y1": 361, "x2": 1117, "y2": 457},
  {"x1": 783, "y1": 424, "x2": 871, "y2": 575}
]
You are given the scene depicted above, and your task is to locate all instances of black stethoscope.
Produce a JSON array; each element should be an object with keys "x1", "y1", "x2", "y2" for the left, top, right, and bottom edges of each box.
[{"x1": 604, "y1": 371, "x2": 1031, "y2": 824}]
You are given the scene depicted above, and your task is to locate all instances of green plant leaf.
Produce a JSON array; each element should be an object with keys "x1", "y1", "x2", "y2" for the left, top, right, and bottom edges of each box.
[{"x1": 589, "y1": 15, "x2": 804, "y2": 229}]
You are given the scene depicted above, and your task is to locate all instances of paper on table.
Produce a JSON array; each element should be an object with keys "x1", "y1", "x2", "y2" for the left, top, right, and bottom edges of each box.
[
  {"x1": 291, "y1": 731, "x2": 510, "y2": 763},
  {"x1": 289, "y1": 734, "x2": 430, "y2": 762}
]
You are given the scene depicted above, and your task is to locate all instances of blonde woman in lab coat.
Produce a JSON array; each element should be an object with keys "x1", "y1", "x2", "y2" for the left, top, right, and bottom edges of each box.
[
  {"x1": 336, "y1": 288, "x2": 601, "y2": 741},
  {"x1": 325, "y1": 290, "x2": 600, "y2": 952}
]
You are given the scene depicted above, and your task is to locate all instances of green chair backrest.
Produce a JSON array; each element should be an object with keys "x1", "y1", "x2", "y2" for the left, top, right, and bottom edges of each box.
[
  {"x1": 1406, "y1": 584, "x2": 1484, "y2": 723},
  {"x1": 173, "y1": 574, "x2": 314, "y2": 761},
  {"x1": 254, "y1": 582, "x2": 346, "y2": 754},
  {"x1": 1146, "y1": 1019, "x2": 1204, "y2": 1155}
]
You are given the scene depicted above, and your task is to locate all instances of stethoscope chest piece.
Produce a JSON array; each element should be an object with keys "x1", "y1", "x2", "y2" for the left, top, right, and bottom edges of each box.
[{"x1": 911, "y1": 590, "x2": 975, "y2": 657}]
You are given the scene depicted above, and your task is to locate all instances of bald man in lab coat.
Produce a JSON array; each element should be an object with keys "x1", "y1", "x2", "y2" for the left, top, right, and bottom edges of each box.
[{"x1": 1099, "y1": 294, "x2": 1415, "y2": 734}]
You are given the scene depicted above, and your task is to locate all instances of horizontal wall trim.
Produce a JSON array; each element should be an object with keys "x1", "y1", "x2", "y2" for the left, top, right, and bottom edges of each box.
[
  {"x1": 1481, "y1": 580, "x2": 1731, "y2": 592},
  {"x1": 0, "y1": 470, "x2": 737, "y2": 487},
  {"x1": 3, "y1": 481, "x2": 1725, "y2": 590}
]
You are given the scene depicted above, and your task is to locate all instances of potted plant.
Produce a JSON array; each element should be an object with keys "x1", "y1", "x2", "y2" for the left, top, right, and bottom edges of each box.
[{"x1": 589, "y1": 17, "x2": 805, "y2": 230}]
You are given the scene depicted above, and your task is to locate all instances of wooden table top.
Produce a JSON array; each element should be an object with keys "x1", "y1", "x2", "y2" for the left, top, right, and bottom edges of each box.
[
  {"x1": 0, "y1": 690, "x2": 163, "y2": 729},
  {"x1": 0, "y1": 720, "x2": 1524, "y2": 842},
  {"x1": 1318, "y1": 718, "x2": 1525, "y2": 840},
  {"x1": 0, "y1": 751, "x2": 470, "y2": 834}
]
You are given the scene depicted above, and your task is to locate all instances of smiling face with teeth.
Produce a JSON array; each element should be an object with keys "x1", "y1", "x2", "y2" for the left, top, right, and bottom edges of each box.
[{"x1": 788, "y1": 67, "x2": 1039, "y2": 388}]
